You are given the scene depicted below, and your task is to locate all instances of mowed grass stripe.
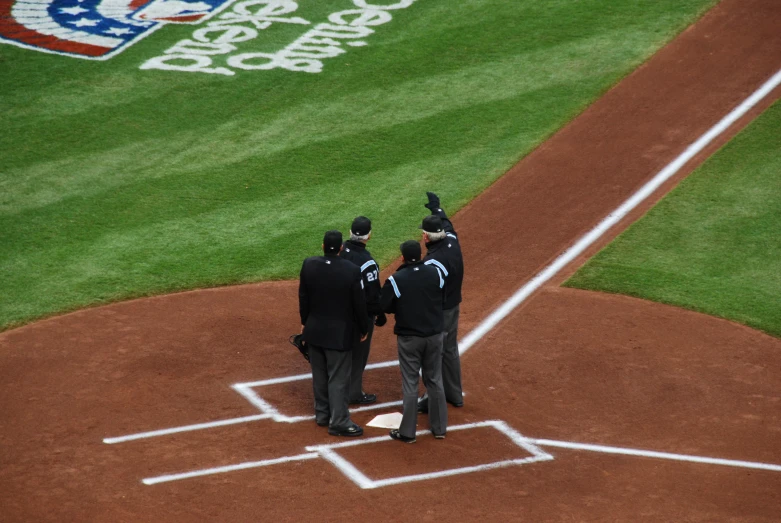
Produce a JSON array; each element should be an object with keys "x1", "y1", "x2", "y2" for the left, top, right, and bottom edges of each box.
[
  {"x1": 3, "y1": 30, "x2": 638, "y2": 215},
  {"x1": 566, "y1": 101, "x2": 781, "y2": 338},
  {"x1": 0, "y1": 0, "x2": 718, "y2": 329}
]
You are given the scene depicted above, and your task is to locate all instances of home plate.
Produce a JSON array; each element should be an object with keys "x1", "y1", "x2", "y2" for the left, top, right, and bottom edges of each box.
[{"x1": 366, "y1": 412, "x2": 403, "y2": 429}]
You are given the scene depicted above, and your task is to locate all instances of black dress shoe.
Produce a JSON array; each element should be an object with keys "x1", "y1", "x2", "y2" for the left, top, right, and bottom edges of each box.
[
  {"x1": 350, "y1": 393, "x2": 377, "y2": 405},
  {"x1": 328, "y1": 423, "x2": 364, "y2": 437},
  {"x1": 316, "y1": 420, "x2": 329, "y2": 427},
  {"x1": 448, "y1": 400, "x2": 464, "y2": 408},
  {"x1": 389, "y1": 429, "x2": 416, "y2": 443}
]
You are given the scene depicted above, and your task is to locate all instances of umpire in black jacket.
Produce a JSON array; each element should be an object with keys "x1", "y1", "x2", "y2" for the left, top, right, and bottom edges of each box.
[
  {"x1": 340, "y1": 216, "x2": 387, "y2": 405},
  {"x1": 299, "y1": 230, "x2": 369, "y2": 437},
  {"x1": 380, "y1": 240, "x2": 447, "y2": 443},
  {"x1": 418, "y1": 192, "x2": 465, "y2": 413}
]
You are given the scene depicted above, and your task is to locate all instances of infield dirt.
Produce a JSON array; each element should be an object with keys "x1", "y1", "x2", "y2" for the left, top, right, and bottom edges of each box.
[{"x1": 2, "y1": 0, "x2": 781, "y2": 521}]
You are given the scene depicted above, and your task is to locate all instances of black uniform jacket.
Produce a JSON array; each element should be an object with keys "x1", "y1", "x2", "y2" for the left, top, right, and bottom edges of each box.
[
  {"x1": 339, "y1": 240, "x2": 382, "y2": 316},
  {"x1": 380, "y1": 260, "x2": 444, "y2": 337},
  {"x1": 424, "y1": 207, "x2": 464, "y2": 310},
  {"x1": 299, "y1": 253, "x2": 369, "y2": 351}
]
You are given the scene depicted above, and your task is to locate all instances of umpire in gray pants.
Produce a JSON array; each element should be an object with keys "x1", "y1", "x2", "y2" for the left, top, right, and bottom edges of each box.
[
  {"x1": 299, "y1": 230, "x2": 369, "y2": 437},
  {"x1": 340, "y1": 216, "x2": 386, "y2": 405},
  {"x1": 380, "y1": 240, "x2": 447, "y2": 443},
  {"x1": 418, "y1": 192, "x2": 465, "y2": 413}
]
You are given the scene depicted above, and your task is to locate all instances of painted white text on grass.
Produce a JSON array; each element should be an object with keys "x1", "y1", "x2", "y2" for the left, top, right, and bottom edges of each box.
[{"x1": 140, "y1": 0, "x2": 417, "y2": 76}]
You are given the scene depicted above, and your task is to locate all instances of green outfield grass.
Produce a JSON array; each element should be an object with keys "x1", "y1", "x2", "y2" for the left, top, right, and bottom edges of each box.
[
  {"x1": 0, "y1": 0, "x2": 718, "y2": 330},
  {"x1": 566, "y1": 101, "x2": 781, "y2": 338}
]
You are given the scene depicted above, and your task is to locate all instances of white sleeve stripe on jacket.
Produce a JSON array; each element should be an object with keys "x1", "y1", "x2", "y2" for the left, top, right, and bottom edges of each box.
[
  {"x1": 434, "y1": 267, "x2": 445, "y2": 288},
  {"x1": 360, "y1": 260, "x2": 378, "y2": 272},
  {"x1": 424, "y1": 259, "x2": 448, "y2": 277},
  {"x1": 388, "y1": 276, "x2": 401, "y2": 298}
]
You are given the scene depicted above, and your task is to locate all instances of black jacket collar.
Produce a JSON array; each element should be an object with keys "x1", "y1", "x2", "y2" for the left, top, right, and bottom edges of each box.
[
  {"x1": 345, "y1": 239, "x2": 367, "y2": 251},
  {"x1": 425, "y1": 238, "x2": 445, "y2": 252},
  {"x1": 398, "y1": 259, "x2": 424, "y2": 271}
]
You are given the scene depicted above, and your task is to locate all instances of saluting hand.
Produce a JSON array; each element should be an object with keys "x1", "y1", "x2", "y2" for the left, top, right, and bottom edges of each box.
[{"x1": 425, "y1": 191, "x2": 441, "y2": 211}]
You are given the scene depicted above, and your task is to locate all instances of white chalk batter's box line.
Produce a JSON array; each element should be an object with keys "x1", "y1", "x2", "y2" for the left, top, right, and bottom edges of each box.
[
  {"x1": 141, "y1": 420, "x2": 553, "y2": 487},
  {"x1": 105, "y1": 353, "x2": 781, "y2": 486},
  {"x1": 139, "y1": 417, "x2": 781, "y2": 488},
  {"x1": 109, "y1": 366, "x2": 781, "y2": 488},
  {"x1": 231, "y1": 363, "x2": 408, "y2": 424},
  {"x1": 103, "y1": 361, "x2": 409, "y2": 444},
  {"x1": 304, "y1": 420, "x2": 552, "y2": 489}
]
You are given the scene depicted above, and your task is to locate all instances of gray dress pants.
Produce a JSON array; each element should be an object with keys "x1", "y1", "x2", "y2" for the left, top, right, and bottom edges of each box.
[
  {"x1": 349, "y1": 316, "x2": 374, "y2": 401},
  {"x1": 419, "y1": 305, "x2": 463, "y2": 409},
  {"x1": 441, "y1": 305, "x2": 463, "y2": 402},
  {"x1": 397, "y1": 333, "x2": 447, "y2": 439},
  {"x1": 309, "y1": 345, "x2": 353, "y2": 429}
]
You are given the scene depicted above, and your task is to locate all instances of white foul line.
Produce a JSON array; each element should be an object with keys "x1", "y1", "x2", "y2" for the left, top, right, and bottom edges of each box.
[
  {"x1": 530, "y1": 438, "x2": 781, "y2": 473},
  {"x1": 142, "y1": 452, "x2": 320, "y2": 485},
  {"x1": 458, "y1": 68, "x2": 781, "y2": 354}
]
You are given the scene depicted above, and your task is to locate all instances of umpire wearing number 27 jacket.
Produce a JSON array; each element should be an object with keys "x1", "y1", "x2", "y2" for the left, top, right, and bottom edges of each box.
[
  {"x1": 299, "y1": 230, "x2": 369, "y2": 437},
  {"x1": 340, "y1": 216, "x2": 386, "y2": 406}
]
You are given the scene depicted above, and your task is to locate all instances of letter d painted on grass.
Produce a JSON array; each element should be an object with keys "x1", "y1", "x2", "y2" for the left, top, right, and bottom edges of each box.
[{"x1": 140, "y1": 54, "x2": 234, "y2": 75}]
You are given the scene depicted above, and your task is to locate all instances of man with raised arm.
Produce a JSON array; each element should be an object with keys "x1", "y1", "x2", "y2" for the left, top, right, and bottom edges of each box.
[{"x1": 418, "y1": 192, "x2": 465, "y2": 413}]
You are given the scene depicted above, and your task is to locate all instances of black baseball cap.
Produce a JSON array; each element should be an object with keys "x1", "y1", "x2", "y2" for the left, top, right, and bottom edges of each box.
[
  {"x1": 323, "y1": 230, "x2": 343, "y2": 253},
  {"x1": 351, "y1": 216, "x2": 372, "y2": 236},
  {"x1": 400, "y1": 240, "x2": 421, "y2": 262},
  {"x1": 419, "y1": 215, "x2": 443, "y2": 233}
]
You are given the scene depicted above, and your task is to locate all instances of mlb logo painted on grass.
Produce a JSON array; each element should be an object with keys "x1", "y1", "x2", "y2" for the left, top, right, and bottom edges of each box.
[{"x1": 0, "y1": 0, "x2": 233, "y2": 59}]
